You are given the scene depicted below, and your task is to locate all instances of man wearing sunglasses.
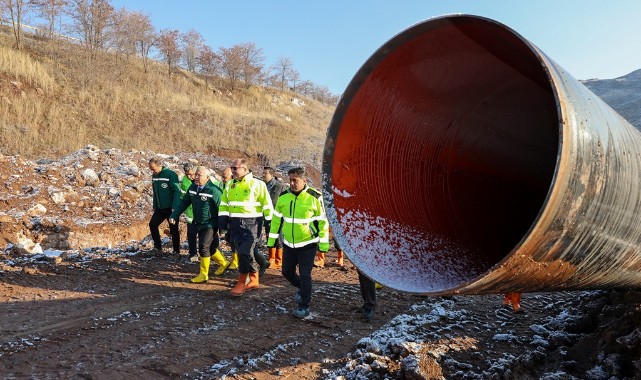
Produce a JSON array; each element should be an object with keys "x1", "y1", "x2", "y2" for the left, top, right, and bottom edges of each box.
[{"x1": 219, "y1": 158, "x2": 273, "y2": 296}]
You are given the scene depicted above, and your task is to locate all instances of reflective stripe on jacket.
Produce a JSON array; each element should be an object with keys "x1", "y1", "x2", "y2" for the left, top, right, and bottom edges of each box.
[
  {"x1": 171, "y1": 181, "x2": 222, "y2": 230},
  {"x1": 218, "y1": 172, "x2": 273, "y2": 228},
  {"x1": 268, "y1": 185, "x2": 329, "y2": 251},
  {"x1": 152, "y1": 167, "x2": 180, "y2": 210}
]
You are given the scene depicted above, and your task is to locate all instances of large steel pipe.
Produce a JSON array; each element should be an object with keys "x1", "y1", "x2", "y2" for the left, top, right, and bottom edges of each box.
[{"x1": 322, "y1": 15, "x2": 641, "y2": 295}]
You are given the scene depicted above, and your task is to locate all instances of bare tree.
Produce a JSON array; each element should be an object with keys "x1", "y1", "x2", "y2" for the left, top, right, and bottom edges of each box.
[
  {"x1": 236, "y1": 42, "x2": 264, "y2": 88},
  {"x1": 310, "y1": 84, "x2": 338, "y2": 104},
  {"x1": 130, "y1": 11, "x2": 156, "y2": 73},
  {"x1": 270, "y1": 56, "x2": 298, "y2": 92},
  {"x1": 197, "y1": 44, "x2": 220, "y2": 88},
  {"x1": 181, "y1": 29, "x2": 203, "y2": 73},
  {"x1": 30, "y1": 0, "x2": 67, "y2": 39},
  {"x1": 1, "y1": 0, "x2": 30, "y2": 50},
  {"x1": 297, "y1": 80, "x2": 314, "y2": 97},
  {"x1": 289, "y1": 70, "x2": 300, "y2": 92},
  {"x1": 158, "y1": 28, "x2": 181, "y2": 77},
  {"x1": 108, "y1": 7, "x2": 138, "y2": 60},
  {"x1": 218, "y1": 45, "x2": 243, "y2": 91},
  {"x1": 67, "y1": 0, "x2": 114, "y2": 54}
]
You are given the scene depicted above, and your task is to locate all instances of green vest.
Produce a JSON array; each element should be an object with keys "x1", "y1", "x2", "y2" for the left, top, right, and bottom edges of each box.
[{"x1": 179, "y1": 176, "x2": 194, "y2": 223}]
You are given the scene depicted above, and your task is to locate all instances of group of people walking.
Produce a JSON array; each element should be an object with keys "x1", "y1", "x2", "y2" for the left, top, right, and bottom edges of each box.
[{"x1": 146, "y1": 156, "x2": 377, "y2": 321}]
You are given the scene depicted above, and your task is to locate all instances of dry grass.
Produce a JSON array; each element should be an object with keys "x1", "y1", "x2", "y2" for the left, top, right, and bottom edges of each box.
[
  {"x1": 0, "y1": 31, "x2": 334, "y2": 167},
  {"x1": 0, "y1": 44, "x2": 56, "y2": 92}
]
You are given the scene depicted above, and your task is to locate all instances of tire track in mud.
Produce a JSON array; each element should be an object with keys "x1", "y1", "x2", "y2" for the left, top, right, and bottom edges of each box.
[{"x1": 0, "y1": 253, "x2": 420, "y2": 378}]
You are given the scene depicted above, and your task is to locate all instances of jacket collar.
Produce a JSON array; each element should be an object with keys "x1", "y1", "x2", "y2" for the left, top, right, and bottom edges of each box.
[
  {"x1": 290, "y1": 184, "x2": 308, "y2": 197},
  {"x1": 235, "y1": 172, "x2": 253, "y2": 184}
]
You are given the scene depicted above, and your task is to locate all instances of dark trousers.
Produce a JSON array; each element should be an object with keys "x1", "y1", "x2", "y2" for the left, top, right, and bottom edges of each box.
[
  {"x1": 252, "y1": 219, "x2": 270, "y2": 269},
  {"x1": 187, "y1": 223, "x2": 198, "y2": 257},
  {"x1": 149, "y1": 208, "x2": 180, "y2": 252},
  {"x1": 282, "y1": 244, "x2": 317, "y2": 309},
  {"x1": 197, "y1": 227, "x2": 218, "y2": 257},
  {"x1": 229, "y1": 217, "x2": 261, "y2": 273},
  {"x1": 358, "y1": 270, "x2": 377, "y2": 312},
  {"x1": 236, "y1": 240, "x2": 258, "y2": 273}
]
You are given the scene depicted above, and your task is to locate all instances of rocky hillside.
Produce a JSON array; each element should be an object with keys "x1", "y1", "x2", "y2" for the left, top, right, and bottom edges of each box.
[
  {"x1": 583, "y1": 69, "x2": 641, "y2": 130},
  {"x1": 0, "y1": 145, "x2": 319, "y2": 251}
]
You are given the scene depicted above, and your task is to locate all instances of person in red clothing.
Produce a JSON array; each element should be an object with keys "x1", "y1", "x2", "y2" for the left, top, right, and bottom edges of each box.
[{"x1": 503, "y1": 292, "x2": 523, "y2": 313}]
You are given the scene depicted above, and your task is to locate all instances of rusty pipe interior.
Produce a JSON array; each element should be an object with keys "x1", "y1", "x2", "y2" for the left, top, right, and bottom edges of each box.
[{"x1": 323, "y1": 15, "x2": 562, "y2": 294}]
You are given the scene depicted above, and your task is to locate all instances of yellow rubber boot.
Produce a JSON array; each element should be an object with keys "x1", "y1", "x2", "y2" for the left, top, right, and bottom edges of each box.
[
  {"x1": 375, "y1": 282, "x2": 383, "y2": 289},
  {"x1": 212, "y1": 249, "x2": 230, "y2": 276},
  {"x1": 228, "y1": 252, "x2": 239, "y2": 270},
  {"x1": 191, "y1": 256, "x2": 210, "y2": 283},
  {"x1": 268, "y1": 247, "x2": 277, "y2": 268},
  {"x1": 274, "y1": 248, "x2": 283, "y2": 269},
  {"x1": 313, "y1": 252, "x2": 325, "y2": 268},
  {"x1": 230, "y1": 273, "x2": 248, "y2": 296}
]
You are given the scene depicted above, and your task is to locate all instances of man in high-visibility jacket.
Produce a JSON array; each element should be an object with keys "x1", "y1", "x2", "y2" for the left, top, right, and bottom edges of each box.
[
  {"x1": 148, "y1": 157, "x2": 181, "y2": 256},
  {"x1": 169, "y1": 166, "x2": 228, "y2": 282},
  {"x1": 268, "y1": 167, "x2": 329, "y2": 318},
  {"x1": 219, "y1": 158, "x2": 273, "y2": 296}
]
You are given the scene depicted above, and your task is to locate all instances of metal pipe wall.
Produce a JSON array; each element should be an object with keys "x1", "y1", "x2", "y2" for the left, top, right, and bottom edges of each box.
[{"x1": 322, "y1": 15, "x2": 641, "y2": 295}]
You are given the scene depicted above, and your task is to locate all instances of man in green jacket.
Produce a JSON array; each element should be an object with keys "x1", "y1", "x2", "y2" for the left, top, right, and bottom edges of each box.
[
  {"x1": 170, "y1": 166, "x2": 228, "y2": 282},
  {"x1": 268, "y1": 167, "x2": 329, "y2": 318},
  {"x1": 148, "y1": 157, "x2": 181, "y2": 256},
  {"x1": 180, "y1": 163, "x2": 198, "y2": 263}
]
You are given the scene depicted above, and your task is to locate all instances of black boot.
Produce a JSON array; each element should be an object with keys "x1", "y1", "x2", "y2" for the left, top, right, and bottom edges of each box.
[{"x1": 254, "y1": 250, "x2": 270, "y2": 277}]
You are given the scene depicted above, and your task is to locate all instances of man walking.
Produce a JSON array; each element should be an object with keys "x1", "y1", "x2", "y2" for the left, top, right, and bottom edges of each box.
[
  {"x1": 268, "y1": 167, "x2": 329, "y2": 318},
  {"x1": 263, "y1": 166, "x2": 287, "y2": 269},
  {"x1": 220, "y1": 167, "x2": 233, "y2": 189},
  {"x1": 148, "y1": 157, "x2": 181, "y2": 256},
  {"x1": 219, "y1": 159, "x2": 273, "y2": 296},
  {"x1": 170, "y1": 166, "x2": 228, "y2": 282},
  {"x1": 179, "y1": 163, "x2": 199, "y2": 263}
]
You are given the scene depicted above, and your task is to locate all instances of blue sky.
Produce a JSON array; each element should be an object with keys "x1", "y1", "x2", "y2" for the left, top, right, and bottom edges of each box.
[{"x1": 110, "y1": 0, "x2": 641, "y2": 95}]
